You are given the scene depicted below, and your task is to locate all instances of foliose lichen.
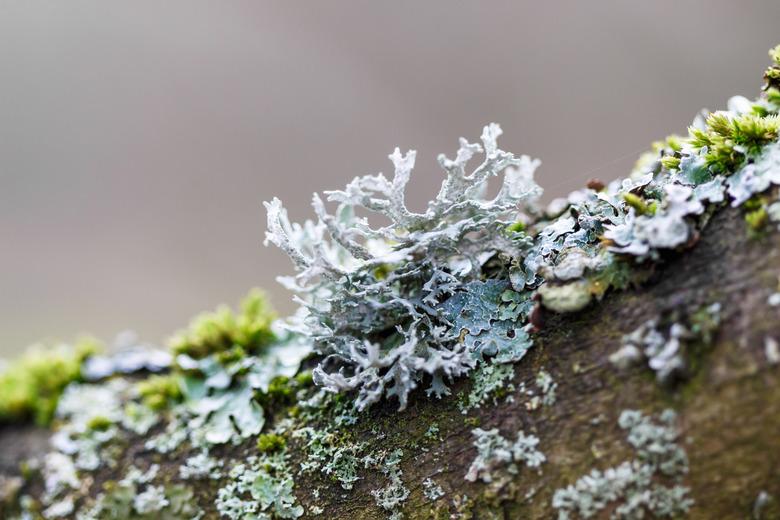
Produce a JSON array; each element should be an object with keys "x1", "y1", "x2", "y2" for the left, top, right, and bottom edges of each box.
[
  {"x1": 4, "y1": 42, "x2": 780, "y2": 520},
  {"x1": 552, "y1": 409, "x2": 692, "y2": 520},
  {"x1": 464, "y1": 427, "x2": 545, "y2": 484}
]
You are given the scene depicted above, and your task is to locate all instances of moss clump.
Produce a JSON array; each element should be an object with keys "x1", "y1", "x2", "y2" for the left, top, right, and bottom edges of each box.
[
  {"x1": 0, "y1": 337, "x2": 100, "y2": 426},
  {"x1": 136, "y1": 374, "x2": 183, "y2": 411},
  {"x1": 746, "y1": 206, "x2": 769, "y2": 232},
  {"x1": 86, "y1": 415, "x2": 113, "y2": 432},
  {"x1": 688, "y1": 112, "x2": 780, "y2": 173},
  {"x1": 169, "y1": 288, "x2": 277, "y2": 359},
  {"x1": 256, "y1": 433, "x2": 286, "y2": 454},
  {"x1": 764, "y1": 44, "x2": 780, "y2": 90},
  {"x1": 255, "y1": 372, "x2": 313, "y2": 409}
]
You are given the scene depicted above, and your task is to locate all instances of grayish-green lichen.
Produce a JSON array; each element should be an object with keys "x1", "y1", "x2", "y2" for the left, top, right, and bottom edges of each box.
[
  {"x1": 464, "y1": 427, "x2": 545, "y2": 483},
  {"x1": 368, "y1": 449, "x2": 409, "y2": 518},
  {"x1": 459, "y1": 362, "x2": 515, "y2": 414},
  {"x1": 552, "y1": 409, "x2": 692, "y2": 519},
  {"x1": 422, "y1": 477, "x2": 445, "y2": 502},
  {"x1": 215, "y1": 452, "x2": 303, "y2": 520},
  {"x1": 610, "y1": 303, "x2": 721, "y2": 384}
]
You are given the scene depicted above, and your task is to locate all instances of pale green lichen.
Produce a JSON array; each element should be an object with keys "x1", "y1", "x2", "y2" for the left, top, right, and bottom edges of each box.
[
  {"x1": 552, "y1": 410, "x2": 691, "y2": 519},
  {"x1": 610, "y1": 303, "x2": 721, "y2": 384},
  {"x1": 530, "y1": 369, "x2": 557, "y2": 409},
  {"x1": 292, "y1": 425, "x2": 365, "y2": 490},
  {"x1": 459, "y1": 362, "x2": 515, "y2": 413},
  {"x1": 368, "y1": 449, "x2": 409, "y2": 518},
  {"x1": 422, "y1": 477, "x2": 445, "y2": 502},
  {"x1": 78, "y1": 464, "x2": 201, "y2": 520},
  {"x1": 464, "y1": 428, "x2": 545, "y2": 483},
  {"x1": 179, "y1": 451, "x2": 223, "y2": 480},
  {"x1": 215, "y1": 452, "x2": 303, "y2": 520}
]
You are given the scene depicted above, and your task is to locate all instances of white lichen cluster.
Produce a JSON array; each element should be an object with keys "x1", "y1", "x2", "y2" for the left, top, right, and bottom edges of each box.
[
  {"x1": 422, "y1": 477, "x2": 445, "y2": 502},
  {"x1": 459, "y1": 363, "x2": 515, "y2": 413},
  {"x1": 609, "y1": 303, "x2": 721, "y2": 384},
  {"x1": 552, "y1": 409, "x2": 692, "y2": 519},
  {"x1": 215, "y1": 452, "x2": 303, "y2": 520},
  {"x1": 265, "y1": 124, "x2": 542, "y2": 410},
  {"x1": 464, "y1": 427, "x2": 545, "y2": 483},
  {"x1": 369, "y1": 449, "x2": 410, "y2": 518},
  {"x1": 78, "y1": 464, "x2": 202, "y2": 520}
]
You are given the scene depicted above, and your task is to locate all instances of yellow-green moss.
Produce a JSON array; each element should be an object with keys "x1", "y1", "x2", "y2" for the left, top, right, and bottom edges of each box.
[
  {"x1": 168, "y1": 289, "x2": 277, "y2": 359},
  {"x1": 0, "y1": 337, "x2": 101, "y2": 426},
  {"x1": 256, "y1": 433, "x2": 286, "y2": 454},
  {"x1": 86, "y1": 415, "x2": 113, "y2": 432},
  {"x1": 136, "y1": 374, "x2": 183, "y2": 411}
]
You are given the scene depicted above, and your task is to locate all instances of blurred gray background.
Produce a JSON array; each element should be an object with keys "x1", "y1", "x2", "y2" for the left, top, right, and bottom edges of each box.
[{"x1": 2, "y1": 1, "x2": 779, "y2": 356}]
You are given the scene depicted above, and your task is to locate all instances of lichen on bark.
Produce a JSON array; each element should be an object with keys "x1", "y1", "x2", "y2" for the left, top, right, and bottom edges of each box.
[{"x1": 2, "y1": 46, "x2": 780, "y2": 520}]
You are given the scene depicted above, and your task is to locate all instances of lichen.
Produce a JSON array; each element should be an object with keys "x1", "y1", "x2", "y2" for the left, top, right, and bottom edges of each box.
[
  {"x1": 464, "y1": 428, "x2": 545, "y2": 483},
  {"x1": 552, "y1": 410, "x2": 691, "y2": 519},
  {"x1": 4, "y1": 41, "x2": 780, "y2": 520},
  {"x1": 215, "y1": 452, "x2": 303, "y2": 520},
  {"x1": 265, "y1": 124, "x2": 542, "y2": 410},
  {"x1": 368, "y1": 449, "x2": 409, "y2": 517},
  {"x1": 78, "y1": 464, "x2": 202, "y2": 519},
  {"x1": 422, "y1": 477, "x2": 445, "y2": 502},
  {"x1": 459, "y1": 362, "x2": 515, "y2": 414},
  {"x1": 610, "y1": 303, "x2": 721, "y2": 384}
]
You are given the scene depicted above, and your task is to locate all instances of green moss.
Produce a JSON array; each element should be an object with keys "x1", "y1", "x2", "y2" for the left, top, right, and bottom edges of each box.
[
  {"x1": 136, "y1": 374, "x2": 183, "y2": 411},
  {"x1": 255, "y1": 374, "x2": 307, "y2": 410},
  {"x1": 688, "y1": 112, "x2": 779, "y2": 173},
  {"x1": 215, "y1": 345, "x2": 247, "y2": 365},
  {"x1": 257, "y1": 433, "x2": 286, "y2": 454},
  {"x1": 294, "y1": 370, "x2": 313, "y2": 387},
  {"x1": 0, "y1": 337, "x2": 101, "y2": 426},
  {"x1": 660, "y1": 155, "x2": 681, "y2": 171},
  {"x1": 746, "y1": 206, "x2": 769, "y2": 233},
  {"x1": 622, "y1": 193, "x2": 656, "y2": 216},
  {"x1": 507, "y1": 221, "x2": 526, "y2": 233},
  {"x1": 86, "y1": 415, "x2": 114, "y2": 432},
  {"x1": 464, "y1": 416, "x2": 481, "y2": 427},
  {"x1": 169, "y1": 288, "x2": 276, "y2": 359}
]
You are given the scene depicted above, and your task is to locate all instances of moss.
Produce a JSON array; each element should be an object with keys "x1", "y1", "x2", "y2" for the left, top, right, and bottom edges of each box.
[
  {"x1": 255, "y1": 373, "x2": 313, "y2": 409},
  {"x1": 0, "y1": 337, "x2": 101, "y2": 426},
  {"x1": 660, "y1": 155, "x2": 681, "y2": 171},
  {"x1": 136, "y1": 374, "x2": 183, "y2": 411},
  {"x1": 507, "y1": 221, "x2": 526, "y2": 233},
  {"x1": 746, "y1": 206, "x2": 769, "y2": 233},
  {"x1": 169, "y1": 288, "x2": 277, "y2": 359},
  {"x1": 257, "y1": 433, "x2": 287, "y2": 454},
  {"x1": 294, "y1": 371, "x2": 314, "y2": 387},
  {"x1": 765, "y1": 45, "x2": 780, "y2": 90},
  {"x1": 86, "y1": 415, "x2": 114, "y2": 432},
  {"x1": 622, "y1": 193, "x2": 656, "y2": 216},
  {"x1": 464, "y1": 416, "x2": 481, "y2": 427},
  {"x1": 688, "y1": 112, "x2": 780, "y2": 173}
]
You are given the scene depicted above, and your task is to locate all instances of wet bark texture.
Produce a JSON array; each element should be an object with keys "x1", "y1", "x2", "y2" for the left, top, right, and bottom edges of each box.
[{"x1": 2, "y1": 203, "x2": 780, "y2": 519}]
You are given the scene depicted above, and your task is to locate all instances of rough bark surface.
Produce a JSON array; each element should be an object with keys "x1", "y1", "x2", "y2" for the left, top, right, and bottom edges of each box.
[{"x1": 2, "y1": 204, "x2": 779, "y2": 519}]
